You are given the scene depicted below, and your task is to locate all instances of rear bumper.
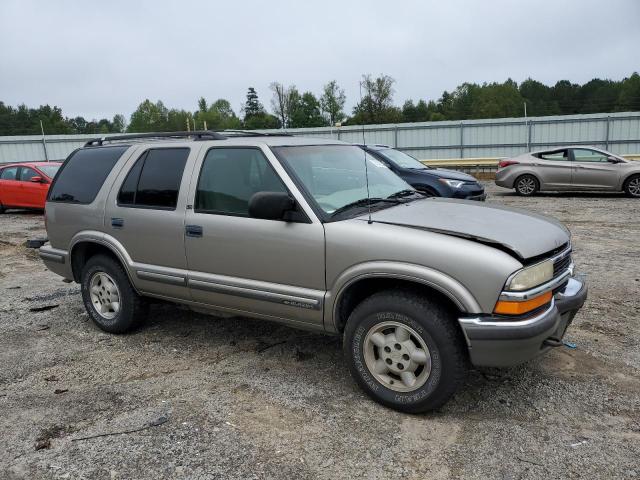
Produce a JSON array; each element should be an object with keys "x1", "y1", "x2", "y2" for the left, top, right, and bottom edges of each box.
[
  {"x1": 39, "y1": 244, "x2": 73, "y2": 280},
  {"x1": 459, "y1": 276, "x2": 587, "y2": 367},
  {"x1": 494, "y1": 169, "x2": 515, "y2": 188}
]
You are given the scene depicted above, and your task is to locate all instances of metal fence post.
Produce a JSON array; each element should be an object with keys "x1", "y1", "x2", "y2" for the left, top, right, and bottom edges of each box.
[
  {"x1": 527, "y1": 120, "x2": 533, "y2": 151},
  {"x1": 337, "y1": 129, "x2": 341, "y2": 141},
  {"x1": 605, "y1": 115, "x2": 611, "y2": 150},
  {"x1": 394, "y1": 125, "x2": 399, "y2": 148},
  {"x1": 459, "y1": 122, "x2": 464, "y2": 159}
]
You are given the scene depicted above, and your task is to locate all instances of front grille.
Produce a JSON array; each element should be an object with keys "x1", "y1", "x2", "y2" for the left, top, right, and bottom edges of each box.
[{"x1": 553, "y1": 252, "x2": 572, "y2": 277}]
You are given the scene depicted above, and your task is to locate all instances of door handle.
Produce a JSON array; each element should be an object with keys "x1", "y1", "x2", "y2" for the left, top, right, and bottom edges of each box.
[
  {"x1": 111, "y1": 217, "x2": 124, "y2": 228},
  {"x1": 185, "y1": 225, "x2": 203, "y2": 237}
]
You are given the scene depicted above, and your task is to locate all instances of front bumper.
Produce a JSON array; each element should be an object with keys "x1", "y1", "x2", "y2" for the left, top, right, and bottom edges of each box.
[
  {"x1": 451, "y1": 187, "x2": 486, "y2": 201},
  {"x1": 458, "y1": 276, "x2": 587, "y2": 367}
]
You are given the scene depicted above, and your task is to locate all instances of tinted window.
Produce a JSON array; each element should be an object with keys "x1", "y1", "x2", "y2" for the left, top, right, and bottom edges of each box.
[
  {"x1": 539, "y1": 150, "x2": 568, "y2": 161},
  {"x1": 572, "y1": 149, "x2": 608, "y2": 163},
  {"x1": 49, "y1": 146, "x2": 129, "y2": 203},
  {"x1": 0, "y1": 166, "x2": 18, "y2": 180},
  {"x1": 118, "y1": 148, "x2": 189, "y2": 209},
  {"x1": 378, "y1": 148, "x2": 430, "y2": 170},
  {"x1": 195, "y1": 148, "x2": 287, "y2": 216},
  {"x1": 19, "y1": 167, "x2": 39, "y2": 181}
]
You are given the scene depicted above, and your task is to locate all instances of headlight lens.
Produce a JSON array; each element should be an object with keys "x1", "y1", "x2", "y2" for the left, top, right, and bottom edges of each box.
[
  {"x1": 507, "y1": 259, "x2": 554, "y2": 291},
  {"x1": 439, "y1": 179, "x2": 465, "y2": 189}
]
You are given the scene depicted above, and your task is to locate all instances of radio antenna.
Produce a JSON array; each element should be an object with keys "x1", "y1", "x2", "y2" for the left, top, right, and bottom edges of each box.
[{"x1": 359, "y1": 80, "x2": 372, "y2": 224}]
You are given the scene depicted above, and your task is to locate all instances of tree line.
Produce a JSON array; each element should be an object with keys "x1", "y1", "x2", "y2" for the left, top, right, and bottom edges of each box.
[{"x1": 1, "y1": 73, "x2": 639, "y2": 135}]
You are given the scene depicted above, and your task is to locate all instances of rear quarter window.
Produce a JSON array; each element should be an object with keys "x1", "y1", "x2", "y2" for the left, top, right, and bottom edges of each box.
[{"x1": 48, "y1": 146, "x2": 129, "y2": 204}]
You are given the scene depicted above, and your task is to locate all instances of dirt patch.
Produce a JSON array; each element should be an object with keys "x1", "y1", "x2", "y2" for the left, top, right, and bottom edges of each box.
[{"x1": 0, "y1": 188, "x2": 639, "y2": 479}]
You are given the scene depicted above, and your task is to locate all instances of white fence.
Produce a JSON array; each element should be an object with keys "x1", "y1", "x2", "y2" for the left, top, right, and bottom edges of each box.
[{"x1": 1, "y1": 111, "x2": 639, "y2": 164}]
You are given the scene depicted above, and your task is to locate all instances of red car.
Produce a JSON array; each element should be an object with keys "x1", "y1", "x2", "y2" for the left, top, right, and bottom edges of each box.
[{"x1": 0, "y1": 161, "x2": 62, "y2": 212}]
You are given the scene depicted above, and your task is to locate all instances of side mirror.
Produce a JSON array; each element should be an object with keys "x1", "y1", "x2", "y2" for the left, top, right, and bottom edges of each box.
[
  {"x1": 607, "y1": 156, "x2": 621, "y2": 164},
  {"x1": 248, "y1": 192, "x2": 295, "y2": 221},
  {"x1": 30, "y1": 176, "x2": 44, "y2": 183}
]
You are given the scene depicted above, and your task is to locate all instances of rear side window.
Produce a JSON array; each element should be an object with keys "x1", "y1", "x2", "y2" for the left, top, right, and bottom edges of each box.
[
  {"x1": 1, "y1": 167, "x2": 18, "y2": 180},
  {"x1": 49, "y1": 146, "x2": 129, "y2": 203},
  {"x1": 118, "y1": 148, "x2": 189, "y2": 210},
  {"x1": 538, "y1": 150, "x2": 567, "y2": 161}
]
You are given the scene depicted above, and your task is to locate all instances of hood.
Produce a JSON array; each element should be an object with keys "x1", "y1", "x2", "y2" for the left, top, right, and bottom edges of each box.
[
  {"x1": 363, "y1": 198, "x2": 570, "y2": 261},
  {"x1": 418, "y1": 168, "x2": 478, "y2": 182}
]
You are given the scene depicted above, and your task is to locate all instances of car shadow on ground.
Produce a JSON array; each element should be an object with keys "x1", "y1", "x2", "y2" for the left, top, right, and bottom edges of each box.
[
  {"x1": 1, "y1": 209, "x2": 44, "y2": 215},
  {"x1": 491, "y1": 190, "x2": 627, "y2": 199}
]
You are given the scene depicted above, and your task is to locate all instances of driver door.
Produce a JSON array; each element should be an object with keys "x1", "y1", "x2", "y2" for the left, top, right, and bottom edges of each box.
[
  {"x1": 184, "y1": 146, "x2": 326, "y2": 329},
  {"x1": 570, "y1": 148, "x2": 620, "y2": 190}
]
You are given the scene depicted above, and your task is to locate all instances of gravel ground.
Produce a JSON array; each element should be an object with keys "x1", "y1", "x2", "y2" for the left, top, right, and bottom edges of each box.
[{"x1": 1, "y1": 184, "x2": 639, "y2": 480}]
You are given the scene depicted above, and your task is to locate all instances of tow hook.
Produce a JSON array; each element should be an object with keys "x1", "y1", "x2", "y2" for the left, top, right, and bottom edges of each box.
[{"x1": 543, "y1": 337, "x2": 564, "y2": 348}]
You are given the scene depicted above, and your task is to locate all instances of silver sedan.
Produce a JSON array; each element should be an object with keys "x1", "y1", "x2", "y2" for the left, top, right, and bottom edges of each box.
[{"x1": 495, "y1": 146, "x2": 640, "y2": 197}]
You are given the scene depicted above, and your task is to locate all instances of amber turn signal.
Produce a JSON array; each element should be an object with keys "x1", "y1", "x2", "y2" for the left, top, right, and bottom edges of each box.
[{"x1": 494, "y1": 291, "x2": 553, "y2": 316}]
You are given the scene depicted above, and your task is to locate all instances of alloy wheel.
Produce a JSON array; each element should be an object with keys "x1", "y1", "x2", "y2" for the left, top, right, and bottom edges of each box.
[
  {"x1": 517, "y1": 177, "x2": 536, "y2": 195},
  {"x1": 628, "y1": 177, "x2": 640, "y2": 197},
  {"x1": 89, "y1": 272, "x2": 121, "y2": 319},
  {"x1": 363, "y1": 321, "x2": 432, "y2": 392}
]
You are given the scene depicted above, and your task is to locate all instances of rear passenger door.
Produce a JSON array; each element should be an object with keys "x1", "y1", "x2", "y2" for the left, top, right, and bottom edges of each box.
[
  {"x1": 0, "y1": 166, "x2": 19, "y2": 207},
  {"x1": 183, "y1": 146, "x2": 326, "y2": 328},
  {"x1": 533, "y1": 149, "x2": 573, "y2": 189},
  {"x1": 105, "y1": 146, "x2": 199, "y2": 300}
]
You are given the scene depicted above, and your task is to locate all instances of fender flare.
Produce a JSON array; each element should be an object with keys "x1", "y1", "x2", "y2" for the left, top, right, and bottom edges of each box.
[
  {"x1": 69, "y1": 231, "x2": 138, "y2": 288},
  {"x1": 325, "y1": 261, "x2": 482, "y2": 332}
]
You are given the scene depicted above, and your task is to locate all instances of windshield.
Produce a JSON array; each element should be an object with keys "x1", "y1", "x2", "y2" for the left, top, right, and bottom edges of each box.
[
  {"x1": 379, "y1": 148, "x2": 429, "y2": 169},
  {"x1": 38, "y1": 164, "x2": 61, "y2": 178},
  {"x1": 272, "y1": 145, "x2": 413, "y2": 216}
]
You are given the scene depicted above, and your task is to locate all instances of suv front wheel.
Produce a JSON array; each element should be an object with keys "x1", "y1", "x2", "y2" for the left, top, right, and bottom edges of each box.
[
  {"x1": 80, "y1": 254, "x2": 148, "y2": 333},
  {"x1": 343, "y1": 290, "x2": 467, "y2": 413}
]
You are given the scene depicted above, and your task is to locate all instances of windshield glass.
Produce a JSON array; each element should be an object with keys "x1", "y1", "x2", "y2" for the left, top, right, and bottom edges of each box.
[
  {"x1": 272, "y1": 145, "x2": 413, "y2": 215},
  {"x1": 39, "y1": 164, "x2": 61, "y2": 178},
  {"x1": 379, "y1": 148, "x2": 429, "y2": 169}
]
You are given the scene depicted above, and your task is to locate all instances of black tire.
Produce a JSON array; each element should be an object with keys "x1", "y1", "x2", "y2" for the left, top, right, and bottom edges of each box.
[
  {"x1": 80, "y1": 254, "x2": 148, "y2": 333},
  {"x1": 0, "y1": 202, "x2": 5, "y2": 214},
  {"x1": 343, "y1": 290, "x2": 467, "y2": 413},
  {"x1": 514, "y1": 174, "x2": 539, "y2": 196},
  {"x1": 623, "y1": 174, "x2": 640, "y2": 198}
]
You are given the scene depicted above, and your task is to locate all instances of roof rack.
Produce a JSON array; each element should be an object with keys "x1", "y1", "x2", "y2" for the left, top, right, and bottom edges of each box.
[
  {"x1": 84, "y1": 130, "x2": 227, "y2": 147},
  {"x1": 219, "y1": 129, "x2": 293, "y2": 137}
]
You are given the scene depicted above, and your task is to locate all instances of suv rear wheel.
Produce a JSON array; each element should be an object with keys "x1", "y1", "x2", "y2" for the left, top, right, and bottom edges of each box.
[
  {"x1": 343, "y1": 290, "x2": 467, "y2": 413},
  {"x1": 515, "y1": 174, "x2": 539, "y2": 196},
  {"x1": 80, "y1": 254, "x2": 148, "y2": 333},
  {"x1": 623, "y1": 174, "x2": 640, "y2": 198}
]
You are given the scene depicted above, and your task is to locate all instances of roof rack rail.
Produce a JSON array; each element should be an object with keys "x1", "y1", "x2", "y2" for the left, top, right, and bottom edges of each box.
[
  {"x1": 219, "y1": 129, "x2": 293, "y2": 137},
  {"x1": 84, "y1": 130, "x2": 227, "y2": 147}
]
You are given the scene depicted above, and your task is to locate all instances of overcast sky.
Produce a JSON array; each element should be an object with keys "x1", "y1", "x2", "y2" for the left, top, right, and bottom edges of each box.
[{"x1": 1, "y1": 0, "x2": 638, "y2": 121}]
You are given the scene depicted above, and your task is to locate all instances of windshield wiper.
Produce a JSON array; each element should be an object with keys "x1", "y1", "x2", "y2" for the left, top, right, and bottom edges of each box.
[
  {"x1": 330, "y1": 197, "x2": 401, "y2": 218},
  {"x1": 387, "y1": 189, "x2": 427, "y2": 199}
]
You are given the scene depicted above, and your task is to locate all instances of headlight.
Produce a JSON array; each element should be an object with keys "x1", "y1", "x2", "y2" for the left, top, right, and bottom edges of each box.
[
  {"x1": 507, "y1": 259, "x2": 554, "y2": 291},
  {"x1": 439, "y1": 179, "x2": 465, "y2": 189}
]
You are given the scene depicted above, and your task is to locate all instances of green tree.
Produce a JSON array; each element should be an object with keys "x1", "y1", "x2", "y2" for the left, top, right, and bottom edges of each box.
[
  {"x1": 351, "y1": 74, "x2": 402, "y2": 124},
  {"x1": 128, "y1": 99, "x2": 169, "y2": 132},
  {"x1": 616, "y1": 72, "x2": 640, "y2": 111},
  {"x1": 112, "y1": 114, "x2": 126, "y2": 133},
  {"x1": 320, "y1": 80, "x2": 346, "y2": 126},
  {"x1": 195, "y1": 98, "x2": 242, "y2": 130},
  {"x1": 289, "y1": 91, "x2": 325, "y2": 128}
]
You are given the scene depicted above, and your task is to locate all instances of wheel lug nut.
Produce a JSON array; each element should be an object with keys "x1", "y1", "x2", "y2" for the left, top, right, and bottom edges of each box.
[
  {"x1": 385, "y1": 358, "x2": 392, "y2": 365},
  {"x1": 397, "y1": 363, "x2": 404, "y2": 370},
  {"x1": 402, "y1": 354, "x2": 410, "y2": 361},
  {"x1": 384, "y1": 346, "x2": 391, "y2": 353},
  {"x1": 394, "y1": 343, "x2": 401, "y2": 350}
]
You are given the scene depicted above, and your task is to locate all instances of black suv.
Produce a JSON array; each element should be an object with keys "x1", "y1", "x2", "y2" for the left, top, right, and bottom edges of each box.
[{"x1": 360, "y1": 145, "x2": 486, "y2": 200}]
